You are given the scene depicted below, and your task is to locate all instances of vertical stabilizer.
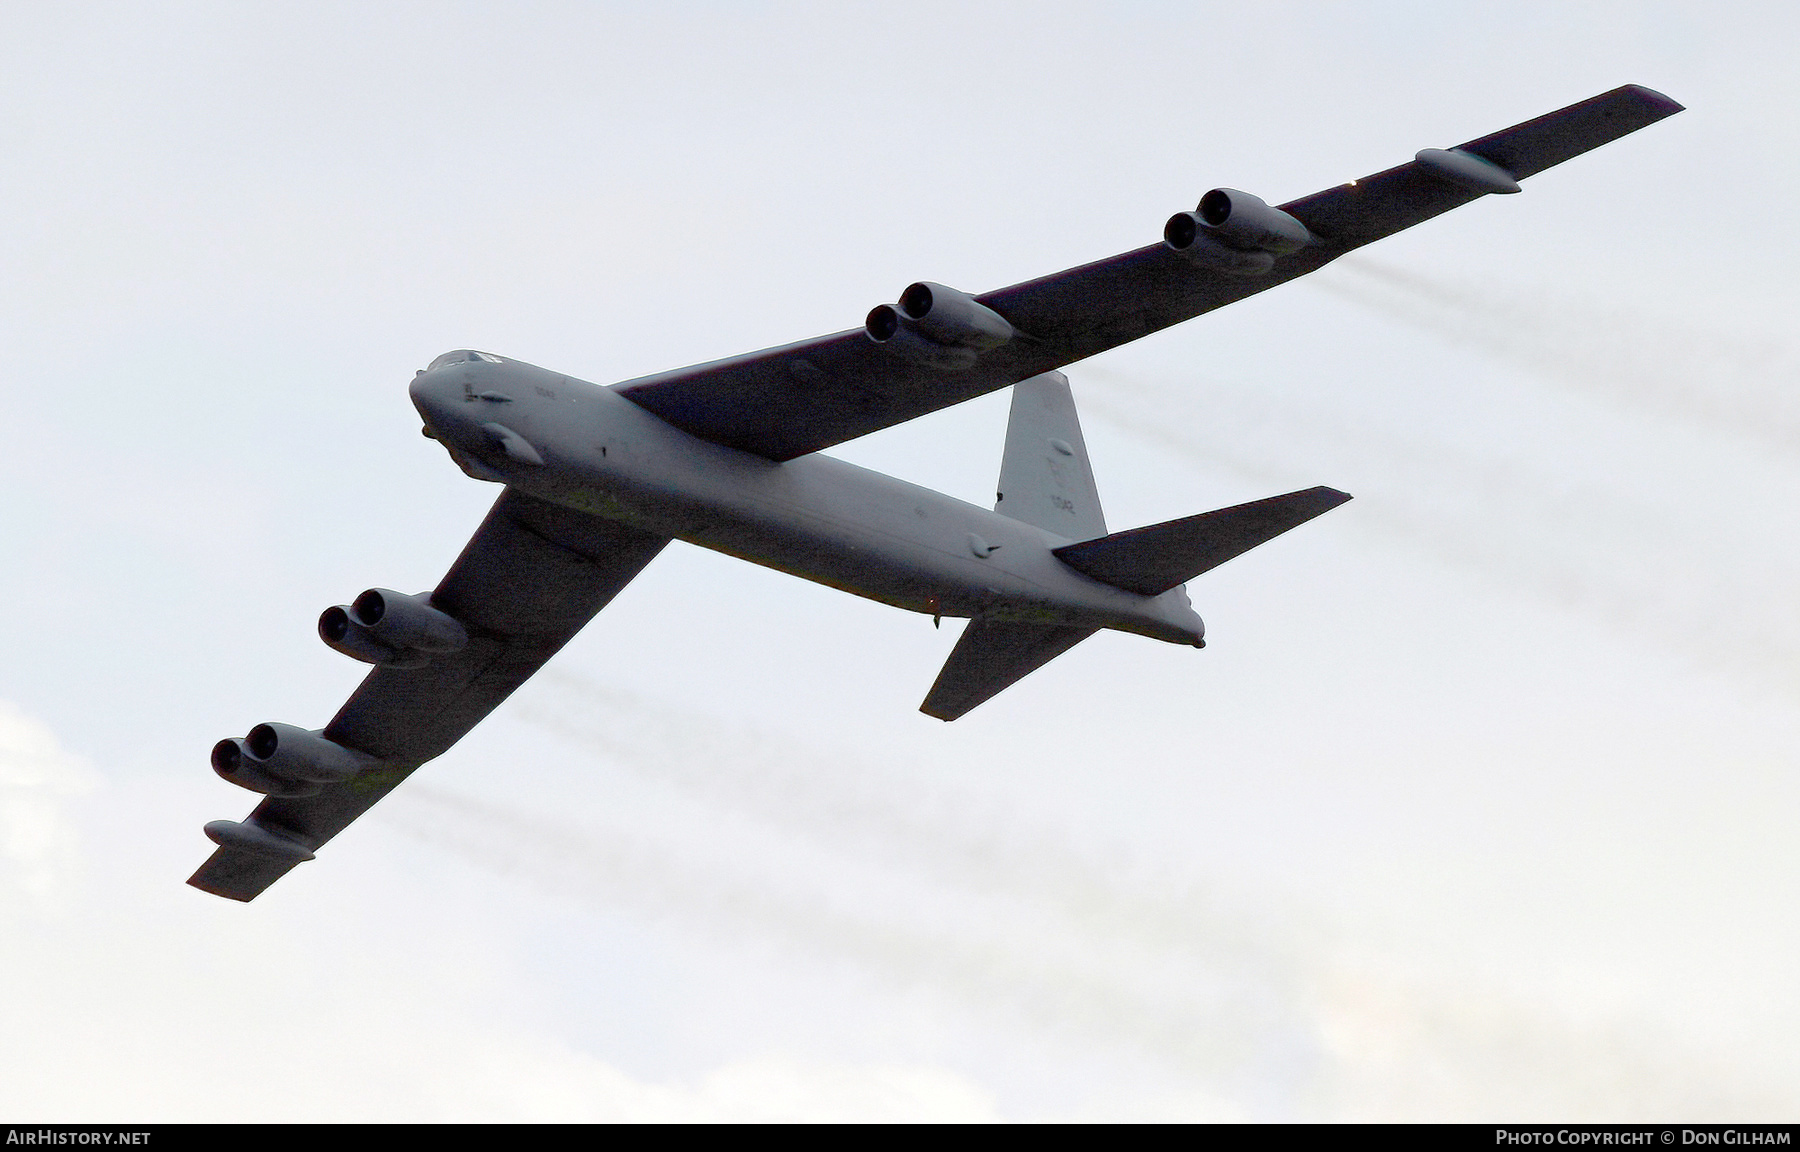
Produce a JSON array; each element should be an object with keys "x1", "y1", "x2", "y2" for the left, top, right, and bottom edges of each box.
[{"x1": 995, "y1": 372, "x2": 1106, "y2": 540}]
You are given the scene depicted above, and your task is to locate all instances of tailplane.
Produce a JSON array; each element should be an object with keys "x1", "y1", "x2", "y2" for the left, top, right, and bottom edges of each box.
[
  {"x1": 921, "y1": 373, "x2": 1349, "y2": 721},
  {"x1": 1053, "y1": 486, "x2": 1351, "y2": 595},
  {"x1": 920, "y1": 620, "x2": 1097, "y2": 721}
]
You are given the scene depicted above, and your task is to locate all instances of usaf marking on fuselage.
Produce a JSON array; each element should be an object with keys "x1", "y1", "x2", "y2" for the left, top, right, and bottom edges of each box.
[{"x1": 191, "y1": 86, "x2": 1682, "y2": 901}]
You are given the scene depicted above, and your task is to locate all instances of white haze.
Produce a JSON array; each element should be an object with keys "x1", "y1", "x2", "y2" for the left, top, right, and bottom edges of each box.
[{"x1": 377, "y1": 673, "x2": 1797, "y2": 1117}]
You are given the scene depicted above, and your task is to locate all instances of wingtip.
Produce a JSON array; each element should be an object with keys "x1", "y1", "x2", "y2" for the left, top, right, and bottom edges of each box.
[
  {"x1": 185, "y1": 874, "x2": 257, "y2": 902},
  {"x1": 1620, "y1": 84, "x2": 1685, "y2": 116},
  {"x1": 1304, "y1": 485, "x2": 1354, "y2": 509}
]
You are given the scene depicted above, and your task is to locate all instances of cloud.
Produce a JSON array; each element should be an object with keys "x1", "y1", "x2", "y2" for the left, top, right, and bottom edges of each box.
[
  {"x1": 456, "y1": 1049, "x2": 1002, "y2": 1123},
  {"x1": 0, "y1": 736, "x2": 998, "y2": 1122},
  {"x1": 0, "y1": 700, "x2": 96, "y2": 906}
]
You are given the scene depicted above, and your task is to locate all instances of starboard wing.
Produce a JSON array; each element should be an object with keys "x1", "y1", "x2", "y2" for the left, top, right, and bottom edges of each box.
[
  {"x1": 188, "y1": 489, "x2": 669, "y2": 901},
  {"x1": 616, "y1": 85, "x2": 1680, "y2": 462}
]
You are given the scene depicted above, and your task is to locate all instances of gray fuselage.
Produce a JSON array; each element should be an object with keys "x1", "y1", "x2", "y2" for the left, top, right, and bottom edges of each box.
[{"x1": 409, "y1": 354, "x2": 1205, "y2": 646}]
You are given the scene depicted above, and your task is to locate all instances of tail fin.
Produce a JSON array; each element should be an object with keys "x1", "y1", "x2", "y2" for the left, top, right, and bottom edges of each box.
[
  {"x1": 920, "y1": 620, "x2": 1097, "y2": 721},
  {"x1": 994, "y1": 371, "x2": 1107, "y2": 539},
  {"x1": 1053, "y1": 486, "x2": 1351, "y2": 595},
  {"x1": 918, "y1": 374, "x2": 1108, "y2": 722}
]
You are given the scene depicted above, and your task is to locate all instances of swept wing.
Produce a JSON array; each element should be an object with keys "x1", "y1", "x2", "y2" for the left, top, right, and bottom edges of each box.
[
  {"x1": 617, "y1": 85, "x2": 1680, "y2": 461},
  {"x1": 189, "y1": 491, "x2": 668, "y2": 900}
]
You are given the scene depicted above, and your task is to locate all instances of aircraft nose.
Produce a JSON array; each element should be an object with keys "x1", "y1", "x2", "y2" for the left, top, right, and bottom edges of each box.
[{"x1": 410, "y1": 367, "x2": 464, "y2": 431}]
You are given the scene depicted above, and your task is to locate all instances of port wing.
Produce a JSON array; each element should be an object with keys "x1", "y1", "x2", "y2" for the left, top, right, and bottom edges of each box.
[{"x1": 189, "y1": 490, "x2": 668, "y2": 901}]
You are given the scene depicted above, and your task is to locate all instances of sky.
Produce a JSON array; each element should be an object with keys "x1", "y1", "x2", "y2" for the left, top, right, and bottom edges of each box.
[{"x1": 2, "y1": 0, "x2": 1798, "y2": 1122}]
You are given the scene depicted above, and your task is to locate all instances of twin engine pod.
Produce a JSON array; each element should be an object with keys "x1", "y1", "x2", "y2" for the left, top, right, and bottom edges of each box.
[
  {"x1": 1164, "y1": 188, "x2": 1315, "y2": 275},
  {"x1": 319, "y1": 588, "x2": 468, "y2": 669},
  {"x1": 865, "y1": 281, "x2": 1014, "y2": 370},
  {"x1": 211, "y1": 722, "x2": 379, "y2": 797}
]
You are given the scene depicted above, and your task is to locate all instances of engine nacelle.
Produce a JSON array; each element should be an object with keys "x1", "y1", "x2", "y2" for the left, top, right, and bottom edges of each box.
[
  {"x1": 897, "y1": 282, "x2": 1013, "y2": 350},
  {"x1": 1191, "y1": 188, "x2": 1314, "y2": 254},
  {"x1": 210, "y1": 737, "x2": 319, "y2": 797},
  {"x1": 318, "y1": 606, "x2": 420, "y2": 667},
  {"x1": 1163, "y1": 212, "x2": 1277, "y2": 276},
  {"x1": 211, "y1": 722, "x2": 378, "y2": 796},
  {"x1": 865, "y1": 281, "x2": 1013, "y2": 369},
  {"x1": 320, "y1": 588, "x2": 465, "y2": 667},
  {"x1": 351, "y1": 588, "x2": 467, "y2": 653}
]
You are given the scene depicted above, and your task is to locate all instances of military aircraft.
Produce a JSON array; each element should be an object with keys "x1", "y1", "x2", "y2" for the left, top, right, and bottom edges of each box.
[{"x1": 191, "y1": 85, "x2": 1681, "y2": 901}]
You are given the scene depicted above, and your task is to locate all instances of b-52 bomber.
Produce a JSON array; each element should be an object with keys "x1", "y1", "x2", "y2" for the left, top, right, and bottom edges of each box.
[{"x1": 191, "y1": 85, "x2": 1681, "y2": 901}]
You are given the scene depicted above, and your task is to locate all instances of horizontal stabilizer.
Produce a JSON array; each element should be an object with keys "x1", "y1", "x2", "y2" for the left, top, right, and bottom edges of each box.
[
  {"x1": 1052, "y1": 486, "x2": 1351, "y2": 595},
  {"x1": 921, "y1": 619, "x2": 1096, "y2": 721}
]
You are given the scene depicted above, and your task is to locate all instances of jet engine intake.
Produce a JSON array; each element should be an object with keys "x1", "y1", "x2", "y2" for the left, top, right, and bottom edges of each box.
[
  {"x1": 1163, "y1": 213, "x2": 1277, "y2": 275},
  {"x1": 211, "y1": 722, "x2": 377, "y2": 796},
  {"x1": 897, "y1": 282, "x2": 1013, "y2": 349},
  {"x1": 865, "y1": 282, "x2": 1013, "y2": 370},
  {"x1": 1167, "y1": 188, "x2": 1315, "y2": 268},
  {"x1": 210, "y1": 737, "x2": 318, "y2": 797},
  {"x1": 351, "y1": 588, "x2": 467, "y2": 652},
  {"x1": 319, "y1": 588, "x2": 466, "y2": 667}
]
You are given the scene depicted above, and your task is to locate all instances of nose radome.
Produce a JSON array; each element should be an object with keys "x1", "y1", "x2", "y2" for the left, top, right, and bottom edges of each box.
[{"x1": 409, "y1": 367, "x2": 462, "y2": 427}]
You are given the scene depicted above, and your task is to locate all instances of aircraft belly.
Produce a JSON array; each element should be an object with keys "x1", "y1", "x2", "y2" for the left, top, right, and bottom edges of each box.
[{"x1": 522, "y1": 398, "x2": 1189, "y2": 636}]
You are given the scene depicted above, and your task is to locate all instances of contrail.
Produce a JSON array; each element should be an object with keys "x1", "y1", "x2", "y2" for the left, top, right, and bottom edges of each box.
[
  {"x1": 515, "y1": 667, "x2": 1301, "y2": 981},
  {"x1": 1314, "y1": 256, "x2": 1800, "y2": 456},
  {"x1": 1075, "y1": 364, "x2": 1800, "y2": 696},
  {"x1": 379, "y1": 775, "x2": 1317, "y2": 1095},
  {"x1": 376, "y1": 691, "x2": 1794, "y2": 1118}
]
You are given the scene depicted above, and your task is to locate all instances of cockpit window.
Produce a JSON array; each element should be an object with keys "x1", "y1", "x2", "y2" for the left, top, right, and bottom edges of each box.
[{"x1": 426, "y1": 350, "x2": 504, "y2": 370}]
